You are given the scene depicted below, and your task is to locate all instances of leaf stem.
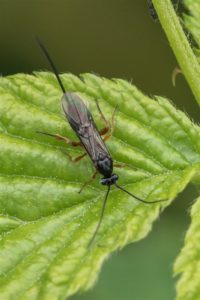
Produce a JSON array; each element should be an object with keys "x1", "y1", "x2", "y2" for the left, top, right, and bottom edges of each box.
[{"x1": 152, "y1": 0, "x2": 200, "y2": 106}]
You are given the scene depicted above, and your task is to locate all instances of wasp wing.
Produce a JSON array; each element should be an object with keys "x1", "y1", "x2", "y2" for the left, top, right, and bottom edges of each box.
[
  {"x1": 62, "y1": 93, "x2": 90, "y2": 132},
  {"x1": 62, "y1": 92, "x2": 110, "y2": 163}
]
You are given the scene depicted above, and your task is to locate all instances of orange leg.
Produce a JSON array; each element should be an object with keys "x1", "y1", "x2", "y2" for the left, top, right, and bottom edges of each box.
[
  {"x1": 103, "y1": 107, "x2": 116, "y2": 141},
  {"x1": 37, "y1": 130, "x2": 86, "y2": 163},
  {"x1": 63, "y1": 151, "x2": 87, "y2": 163},
  {"x1": 36, "y1": 131, "x2": 82, "y2": 147},
  {"x1": 95, "y1": 100, "x2": 110, "y2": 136},
  {"x1": 79, "y1": 171, "x2": 98, "y2": 193},
  {"x1": 95, "y1": 100, "x2": 117, "y2": 141}
]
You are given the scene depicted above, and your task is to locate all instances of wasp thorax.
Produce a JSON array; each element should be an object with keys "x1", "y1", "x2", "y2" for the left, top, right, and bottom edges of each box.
[
  {"x1": 96, "y1": 154, "x2": 113, "y2": 177},
  {"x1": 78, "y1": 123, "x2": 90, "y2": 136}
]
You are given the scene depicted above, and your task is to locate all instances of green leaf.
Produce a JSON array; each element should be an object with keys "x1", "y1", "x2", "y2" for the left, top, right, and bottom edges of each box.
[
  {"x1": 183, "y1": 0, "x2": 200, "y2": 55},
  {"x1": 174, "y1": 196, "x2": 200, "y2": 300},
  {"x1": 0, "y1": 72, "x2": 200, "y2": 300},
  {"x1": 172, "y1": 2, "x2": 200, "y2": 299}
]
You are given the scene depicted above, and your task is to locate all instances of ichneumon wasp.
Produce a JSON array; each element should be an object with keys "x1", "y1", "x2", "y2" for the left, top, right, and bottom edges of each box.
[{"x1": 37, "y1": 38, "x2": 166, "y2": 246}]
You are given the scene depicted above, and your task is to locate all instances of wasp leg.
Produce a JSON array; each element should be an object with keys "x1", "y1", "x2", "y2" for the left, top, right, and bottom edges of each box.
[
  {"x1": 95, "y1": 100, "x2": 110, "y2": 135},
  {"x1": 102, "y1": 106, "x2": 117, "y2": 142},
  {"x1": 37, "y1": 131, "x2": 86, "y2": 163},
  {"x1": 78, "y1": 171, "x2": 98, "y2": 193},
  {"x1": 95, "y1": 100, "x2": 117, "y2": 139},
  {"x1": 36, "y1": 131, "x2": 82, "y2": 147},
  {"x1": 99, "y1": 126, "x2": 110, "y2": 136},
  {"x1": 103, "y1": 130, "x2": 113, "y2": 142},
  {"x1": 64, "y1": 151, "x2": 87, "y2": 163}
]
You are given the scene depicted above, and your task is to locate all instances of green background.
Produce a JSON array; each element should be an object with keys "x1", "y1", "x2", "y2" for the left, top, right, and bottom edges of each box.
[{"x1": 0, "y1": 1, "x2": 198, "y2": 299}]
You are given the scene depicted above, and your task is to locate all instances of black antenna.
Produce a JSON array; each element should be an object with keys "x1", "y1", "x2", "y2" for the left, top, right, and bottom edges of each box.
[
  {"x1": 36, "y1": 37, "x2": 66, "y2": 94},
  {"x1": 115, "y1": 183, "x2": 166, "y2": 204},
  {"x1": 88, "y1": 185, "x2": 111, "y2": 247}
]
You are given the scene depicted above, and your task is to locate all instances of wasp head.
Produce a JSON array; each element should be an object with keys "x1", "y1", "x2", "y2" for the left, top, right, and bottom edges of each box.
[{"x1": 100, "y1": 173, "x2": 119, "y2": 186}]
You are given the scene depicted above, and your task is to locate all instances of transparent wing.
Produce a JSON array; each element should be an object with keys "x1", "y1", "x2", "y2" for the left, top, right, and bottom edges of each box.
[
  {"x1": 62, "y1": 92, "x2": 110, "y2": 162},
  {"x1": 62, "y1": 92, "x2": 90, "y2": 131}
]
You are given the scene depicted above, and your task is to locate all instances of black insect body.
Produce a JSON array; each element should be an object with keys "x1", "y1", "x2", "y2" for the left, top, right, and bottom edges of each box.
[
  {"x1": 61, "y1": 92, "x2": 115, "y2": 182},
  {"x1": 37, "y1": 39, "x2": 166, "y2": 246}
]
